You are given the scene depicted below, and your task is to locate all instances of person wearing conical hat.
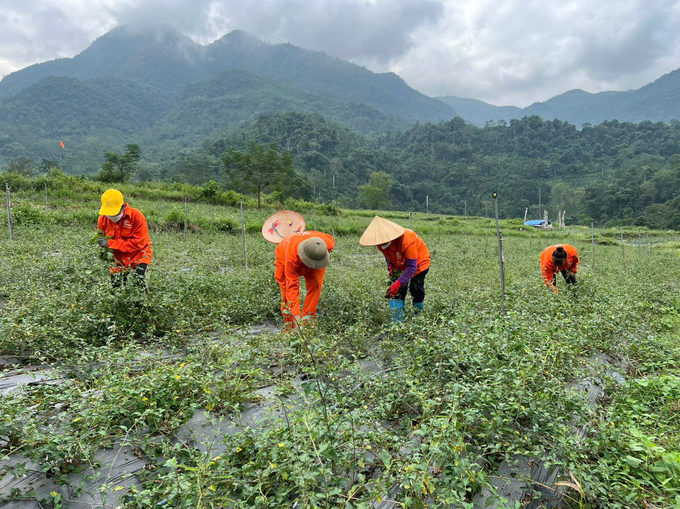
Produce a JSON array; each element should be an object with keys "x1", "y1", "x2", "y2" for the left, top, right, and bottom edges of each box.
[
  {"x1": 274, "y1": 231, "x2": 335, "y2": 327},
  {"x1": 360, "y1": 216, "x2": 430, "y2": 321},
  {"x1": 540, "y1": 244, "x2": 579, "y2": 294},
  {"x1": 97, "y1": 189, "x2": 153, "y2": 290}
]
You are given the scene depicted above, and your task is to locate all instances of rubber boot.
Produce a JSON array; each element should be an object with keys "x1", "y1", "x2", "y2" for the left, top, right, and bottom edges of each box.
[
  {"x1": 389, "y1": 299, "x2": 405, "y2": 322},
  {"x1": 413, "y1": 302, "x2": 424, "y2": 315}
]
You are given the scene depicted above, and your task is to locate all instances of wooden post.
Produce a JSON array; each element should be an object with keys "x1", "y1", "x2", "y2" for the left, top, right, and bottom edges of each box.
[
  {"x1": 620, "y1": 227, "x2": 626, "y2": 273},
  {"x1": 538, "y1": 187, "x2": 541, "y2": 219},
  {"x1": 493, "y1": 192, "x2": 506, "y2": 315},
  {"x1": 638, "y1": 232, "x2": 642, "y2": 258},
  {"x1": 45, "y1": 183, "x2": 48, "y2": 207},
  {"x1": 241, "y1": 197, "x2": 248, "y2": 269},
  {"x1": 426, "y1": 195, "x2": 429, "y2": 213},
  {"x1": 464, "y1": 200, "x2": 467, "y2": 216},
  {"x1": 591, "y1": 220, "x2": 596, "y2": 276},
  {"x1": 409, "y1": 212, "x2": 412, "y2": 230},
  {"x1": 5, "y1": 182, "x2": 13, "y2": 241},
  {"x1": 183, "y1": 197, "x2": 188, "y2": 242}
]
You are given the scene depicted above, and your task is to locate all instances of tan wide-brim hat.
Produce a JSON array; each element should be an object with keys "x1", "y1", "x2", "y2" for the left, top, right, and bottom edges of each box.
[
  {"x1": 298, "y1": 237, "x2": 330, "y2": 269},
  {"x1": 262, "y1": 210, "x2": 306, "y2": 244},
  {"x1": 359, "y1": 216, "x2": 406, "y2": 246}
]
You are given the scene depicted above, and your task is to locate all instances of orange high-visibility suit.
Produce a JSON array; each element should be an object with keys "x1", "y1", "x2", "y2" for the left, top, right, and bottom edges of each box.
[
  {"x1": 540, "y1": 244, "x2": 579, "y2": 291},
  {"x1": 377, "y1": 229, "x2": 430, "y2": 275},
  {"x1": 97, "y1": 204, "x2": 153, "y2": 274},
  {"x1": 274, "y1": 231, "x2": 335, "y2": 324}
]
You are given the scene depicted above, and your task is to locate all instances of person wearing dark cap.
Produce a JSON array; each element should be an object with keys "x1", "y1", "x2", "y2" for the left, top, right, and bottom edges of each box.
[
  {"x1": 274, "y1": 231, "x2": 335, "y2": 327},
  {"x1": 540, "y1": 244, "x2": 579, "y2": 293}
]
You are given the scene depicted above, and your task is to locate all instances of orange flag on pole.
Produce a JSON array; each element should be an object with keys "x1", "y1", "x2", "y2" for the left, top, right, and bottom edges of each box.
[{"x1": 59, "y1": 140, "x2": 65, "y2": 149}]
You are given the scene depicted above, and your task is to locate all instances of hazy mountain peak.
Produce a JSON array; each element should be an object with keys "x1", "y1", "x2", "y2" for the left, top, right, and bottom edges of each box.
[{"x1": 212, "y1": 29, "x2": 265, "y2": 48}]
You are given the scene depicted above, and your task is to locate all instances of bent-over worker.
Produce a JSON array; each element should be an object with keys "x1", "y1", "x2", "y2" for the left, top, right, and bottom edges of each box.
[
  {"x1": 97, "y1": 189, "x2": 153, "y2": 290},
  {"x1": 360, "y1": 216, "x2": 430, "y2": 321},
  {"x1": 274, "y1": 231, "x2": 335, "y2": 327},
  {"x1": 540, "y1": 244, "x2": 578, "y2": 293}
]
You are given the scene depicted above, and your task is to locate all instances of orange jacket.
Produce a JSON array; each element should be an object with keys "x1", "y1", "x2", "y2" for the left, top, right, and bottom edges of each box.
[
  {"x1": 377, "y1": 229, "x2": 430, "y2": 275},
  {"x1": 274, "y1": 231, "x2": 335, "y2": 318},
  {"x1": 540, "y1": 244, "x2": 578, "y2": 287},
  {"x1": 98, "y1": 204, "x2": 153, "y2": 273}
]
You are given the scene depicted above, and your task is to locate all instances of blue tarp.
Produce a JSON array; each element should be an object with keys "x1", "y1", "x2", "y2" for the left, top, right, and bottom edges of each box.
[{"x1": 525, "y1": 220, "x2": 551, "y2": 226}]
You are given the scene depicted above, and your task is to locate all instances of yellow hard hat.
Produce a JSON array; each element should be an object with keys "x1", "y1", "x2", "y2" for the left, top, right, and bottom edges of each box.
[{"x1": 99, "y1": 189, "x2": 124, "y2": 216}]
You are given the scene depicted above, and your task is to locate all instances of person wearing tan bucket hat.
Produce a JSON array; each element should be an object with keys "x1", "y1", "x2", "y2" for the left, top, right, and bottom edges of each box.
[
  {"x1": 360, "y1": 216, "x2": 430, "y2": 321},
  {"x1": 273, "y1": 230, "x2": 335, "y2": 328},
  {"x1": 97, "y1": 189, "x2": 153, "y2": 290}
]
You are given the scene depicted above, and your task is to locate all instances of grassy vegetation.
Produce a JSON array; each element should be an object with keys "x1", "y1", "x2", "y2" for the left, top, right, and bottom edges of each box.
[{"x1": 0, "y1": 182, "x2": 679, "y2": 508}]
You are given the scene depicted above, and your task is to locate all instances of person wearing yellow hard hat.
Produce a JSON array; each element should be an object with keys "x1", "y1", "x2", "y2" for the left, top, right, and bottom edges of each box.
[{"x1": 97, "y1": 189, "x2": 153, "y2": 289}]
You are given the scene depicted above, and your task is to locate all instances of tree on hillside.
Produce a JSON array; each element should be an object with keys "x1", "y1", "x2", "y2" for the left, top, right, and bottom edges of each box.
[
  {"x1": 97, "y1": 144, "x2": 141, "y2": 183},
  {"x1": 8, "y1": 157, "x2": 33, "y2": 176},
  {"x1": 359, "y1": 171, "x2": 393, "y2": 209},
  {"x1": 222, "y1": 141, "x2": 295, "y2": 209}
]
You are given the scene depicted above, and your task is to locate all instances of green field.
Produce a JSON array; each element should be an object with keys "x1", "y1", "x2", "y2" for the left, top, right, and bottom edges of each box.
[{"x1": 1, "y1": 182, "x2": 679, "y2": 508}]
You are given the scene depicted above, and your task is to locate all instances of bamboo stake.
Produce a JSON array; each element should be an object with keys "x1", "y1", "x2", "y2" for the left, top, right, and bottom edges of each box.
[
  {"x1": 591, "y1": 221, "x2": 596, "y2": 276},
  {"x1": 620, "y1": 227, "x2": 626, "y2": 273},
  {"x1": 241, "y1": 197, "x2": 248, "y2": 269},
  {"x1": 493, "y1": 192, "x2": 506, "y2": 315},
  {"x1": 183, "y1": 197, "x2": 188, "y2": 242},
  {"x1": 409, "y1": 212, "x2": 412, "y2": 230},
  {"x1": 638, "y1": 232, "x2": 642, "y2": 258},
  {"x1": 5, "y1": 182, "x2": 13, "y2": 241}
]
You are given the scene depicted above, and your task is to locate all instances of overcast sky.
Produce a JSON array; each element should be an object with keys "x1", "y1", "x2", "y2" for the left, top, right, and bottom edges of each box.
[{"x1": 1, "y1": 0, "x2": 679, "y2": 106}]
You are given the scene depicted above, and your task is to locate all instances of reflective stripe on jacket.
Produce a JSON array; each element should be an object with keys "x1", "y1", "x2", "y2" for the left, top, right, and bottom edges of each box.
[
  {"x1": 98, "y1": 203, "x2": 153, "y2": 274},
  {"x1": 377, "y1": 229, "x2": 430, "y2": 276}
]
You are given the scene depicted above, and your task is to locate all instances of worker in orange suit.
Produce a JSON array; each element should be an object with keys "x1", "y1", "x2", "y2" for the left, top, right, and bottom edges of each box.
[
  {"x1": 274, "y1": 231, "x2": 335, "y2": 327},
  {"x1": 97, "y1": 189, "x2": 153, "y2": 290},
  {"x1": 360, "y1": 216, "x2": 430, "y2": 321},
  {"x1": 540, "y1": 244, "x2": 579, "y2": 293}
]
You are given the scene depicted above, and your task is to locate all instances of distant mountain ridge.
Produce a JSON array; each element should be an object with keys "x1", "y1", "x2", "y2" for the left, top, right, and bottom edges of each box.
[
  {"x1": 438, "y1": 69, "x2": 680, "y2": 127},
  {"x1": 0, "y1": 25, "x2": 455, "y2": 124}
]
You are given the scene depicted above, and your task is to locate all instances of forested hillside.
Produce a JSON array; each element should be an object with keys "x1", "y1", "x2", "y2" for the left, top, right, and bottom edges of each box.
[
  {"x1": 161, "y1": 113, "x2": 680, "y2": 229},
  {"x1": 0, "y1": 25, "x2": 454, "y2": 124},
  {"x1": 0, "y1": 70, "x2": 408, "y2": 170}
]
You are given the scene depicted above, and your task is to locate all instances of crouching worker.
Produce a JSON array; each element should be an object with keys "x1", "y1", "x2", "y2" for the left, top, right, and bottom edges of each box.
[
  {"x1": 360, "y1": 216, "x2": 430, "y2": 322},
  {"x1": 540, "y1": 244, "x2": 578, "y2": 293},
  {"x1": 97, "y1": 189, "x2": 153, "y2": 290},
  {"x1": 274, "y1": 231, "x2": 335, "y2": 328}
]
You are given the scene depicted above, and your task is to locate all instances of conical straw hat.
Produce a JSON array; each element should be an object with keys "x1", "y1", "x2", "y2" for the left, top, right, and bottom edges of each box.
[
  {"x1": 262, "y1": 210, "x2": 306, "y2": 244},
  {"x1": 359, "y1": 216, "x2": 406, "y2": 246}
]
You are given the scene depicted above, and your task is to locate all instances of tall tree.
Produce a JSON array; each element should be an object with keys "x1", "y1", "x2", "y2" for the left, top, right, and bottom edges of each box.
[
  {"x1": 98, "y1": 144, "x2": 141, "y2": 183},
  {"x1": 359, "y1": 171, "x2": 393, "y2": 209},
  {"x1": 222, "y1": 141, "x2": 295, "y2": 209}
]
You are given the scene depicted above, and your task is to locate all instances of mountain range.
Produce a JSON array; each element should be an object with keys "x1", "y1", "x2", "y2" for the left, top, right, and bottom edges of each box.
[
  {"x1": 1, "y1": 24, "x2": 679, "y2": 170},
  {"x1": 438, "y1": 69, "x2": 680, "y2": 127}
]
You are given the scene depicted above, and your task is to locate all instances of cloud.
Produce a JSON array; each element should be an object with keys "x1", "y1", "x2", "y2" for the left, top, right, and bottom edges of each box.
[
  {"x1": 0, "y1": 0, "x2": 678, "y2": 106},
  {"x1": 107, "y1": 0, "x2": 444, "y2": 64},
  {"x1": 391, "y1": 0, "x2": 680, "y2": 106}
]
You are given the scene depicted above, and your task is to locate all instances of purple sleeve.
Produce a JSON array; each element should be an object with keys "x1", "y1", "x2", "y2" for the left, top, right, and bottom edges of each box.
[
  {"x1": 385, "y1": 257, "x2": 393, "y2": 270},
  {"x1": 397, "y1": 258, "x2": 417, "y2": 285}
]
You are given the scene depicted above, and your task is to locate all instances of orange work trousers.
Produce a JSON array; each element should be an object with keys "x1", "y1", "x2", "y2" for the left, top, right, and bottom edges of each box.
[{"x1": 275, "y1": 264, "x2": 325, "y2": 326}]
